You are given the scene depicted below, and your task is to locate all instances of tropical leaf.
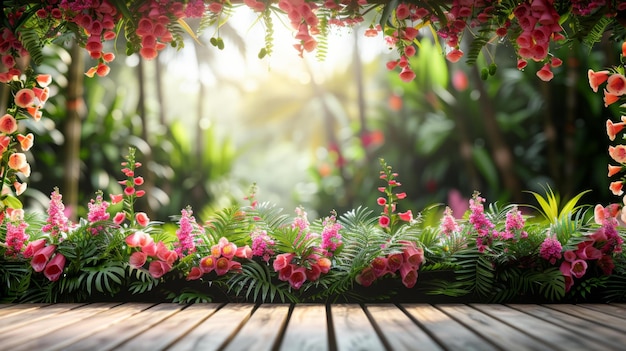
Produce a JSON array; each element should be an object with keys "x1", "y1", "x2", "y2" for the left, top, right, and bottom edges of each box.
[
  {"x1": 525, "y1": 187, "x2": 591, "y2": 224},
  {"x1": 128, "y1": 268, "x2": 159, "y2": 295},
  {"x1": 83, "y1": 261, "x2": 126, "y2": 295},
  {"x1": 226, "y1": 260, "x2": 297, "y2": 303},
  {"x1": 167, "y1": 288, "x2": 213, "y2": 303}
]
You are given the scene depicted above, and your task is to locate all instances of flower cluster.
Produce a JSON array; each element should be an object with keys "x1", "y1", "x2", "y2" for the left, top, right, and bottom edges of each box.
[
  {"x1": 173, "y1": 207, "x2": 203, "y2": 258},
  {"x1": 376, "y1": 160, "x2": 413, "y2": 232},
  {"x1": 187, "y1": 237, "x2": 250, "y2": 280},
  {"x1": 356, "y1": 240, "x2": 424, "y2": 288},
  {"x1": 25, "y1": 239, "x2": 66, "y2": 282},
  {"x1": 468, "y1": 193, "x2": 495, "y2": 252},
  {"x1": 273, "y1": 252, "x2": 331, "y2": 289},
  {"x1": 110, "y1": 148, "x2": 149, "y2": 227},
  {"x1": 127, "y1": 231, "x2": 178, "y2": 279}
]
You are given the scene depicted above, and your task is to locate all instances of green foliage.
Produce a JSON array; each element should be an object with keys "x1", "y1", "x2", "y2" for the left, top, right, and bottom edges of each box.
[
  {"x1": 226, "y1": 259, "x2": 297, "y2": 303},
  {"x1": 526, "y1": 187, "x2": 591, "y2": 224}
]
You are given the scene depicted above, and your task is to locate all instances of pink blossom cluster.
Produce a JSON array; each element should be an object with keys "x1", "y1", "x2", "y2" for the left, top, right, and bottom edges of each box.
[
  {"x1": 320, "y1": 212, "x2": 342, "y2": 256},
  {"x1": 539, "y1": 236, "x2": 562, "y2": 264},
  {"x1": 127, "y1": 231, "x2": 177, "y2": 279},
  {"x1": 493, "y1": 206, "x2": 528, "y2": 240},
  {"x1": 512, "y1": 0, "x2": 565, "y2": 82},
  {"x1": 174, "y1": 207, "x2": 202, "y2": 258},
  {"x1": 3, "y1": 209, "x2": 28, "y2": 257},
  {"x1": 570, "y1": 0, "x2": 626, "y2": 16},
  {"x1": 187, "y1": 237, "x2": 251, "y2": 280},
  {"x1": 42, "y1": 188, "x2": 71, "y2": 237},
  {"x1": 277, "y1": 0, "x2": 320, "y2": 56},
  {"x1": 110, "y1": 155, "x2": 149, "y2": 227},
  {"x1": 468, "y1": 194, "x2": 495, "y2": 252},
  {"x1": 439, "y1": 206, "x2": 461, "y2": 236},
  {"x1": 273, "y1": 252, "x2": 331, "y2": 289},
  {"x1": 438, "y1": 0, "x2": 495, "y2": 63},
  {"x1": 86, "y1": 192, "x2": 110, "y2": 235},
  {"x1": 24, "y1": 239, "x2": 66, "y2": 282},
  {"x1": 250, "y1": 228, "x2": 275, "y2": 262},
  {"x1": 376, "y1": 164, "x2": 412, "y2": 230},
  {"x1": 356, "y1": 240, "x2": 424, "y2": 288}
]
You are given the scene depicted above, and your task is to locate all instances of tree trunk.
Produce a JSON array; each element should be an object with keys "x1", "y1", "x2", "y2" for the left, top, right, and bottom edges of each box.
[{"x1": 64, "y1": 41, "x2": 85, "y2": 221}]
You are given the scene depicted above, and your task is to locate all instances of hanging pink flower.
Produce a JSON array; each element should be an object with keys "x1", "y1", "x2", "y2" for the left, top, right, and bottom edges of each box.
[
  {"x1": 23, "y1": 238, "x2": 46, "y2": 258},
  {"x1": 607, "y1": 74, "x2": 626, "y2": 95},
  {"x1": 129, "y1": 251, "x2": 147, "y2": 268},
  {"x1": 44, "y1": 253, "x2": 66, "y2": 281},
  {"x1": 0, "y1": 114, "x2": 17, "y2": 133},
  {"x1": 31, "y1": 245, "x2": 56, "y2": 272},
  {"x1": 148, "y1": 260, "x2": 171, "y2": 279},
  {"x1": 14, "y1": 89, "x2": 35, "y2": 108}
]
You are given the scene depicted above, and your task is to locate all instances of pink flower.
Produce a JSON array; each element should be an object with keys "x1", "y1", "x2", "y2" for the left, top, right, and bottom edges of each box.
[
  {"x1": 221, "y1": 241, "x2": 237, "y2": 259},
  {"x1": 371, "y1": 256, "x2": 388, "y2": 277},
  {"x1": 142, "y1": 242, "x2": 157, "y2": 256},
  {"x1": 44, "y1": 253, "x2": 66, "y2": 282},
  {"x1": 377, "y1": 197, "x2": 386, "y2": 206},
  {"x1": 306, "y1": 264, "x2": 322, "y2": 282},
  {"x1": 610, "y1": 181, "x2": 624, "y2": 196},
  {"x1": 570, "y1": 259, "x2": 588, "y2": 279},
  {"x1": 235, "y1": 245, "x2": 252, "y2": 259},
  {"x1": 379, "y1": 215, "x2": 390, "y2": 228},
  {"x1": 125, "y1": 231, "x2": 152, "y2": 247},
  {"x1": 273, "y1": 253, "x2": 294, "y2": 271},
  {"x1": 607, "y1": 120, "x2": 625, "y2": 141},
  {"x1": 288, "y1": 266, "x2": 307, "y2": 289},
  {"x1": 215, "y1": 257, "x2": 231, "y2": 276},
  {"x1": 536, "y1": 64, "x2": 554, "y2": 82},
  {"x1": 317, "y1": 257, "x2": 331, "y2": 273},
  {"x1": 148, "y1": 260, "x2": 171, "y2": 279},
  {"x1": 278, "y1": 264, "x2": 293, "y2": 281},
  {"x1": 200, "y1": 255, "x2": 216, "y2": 273},
  {"x1": 539, "y1": 236, "x2": 562, "y2": 265},
  {"x1": 17, "y1": 133, "x2": 34, "y2": 151},
  {"x1": 23, "y1": 238, "x2": 46, "y2": 258},
  {"x1": 398, "y1": 210, "x2": 413, "y2": 222},
  {"x1": 446, "y1": 48, "x2": 464, "y2": 63},
  {"x1": 129, "y1": 251, "x2": 147, "y2": 268},
  {"x1": 355, "y1": 266, "x2": 376, "y2": 287},
  {"x1": 31, "y1": 245, "x2": 56, "y2": 272},
  {"x1": 604, "y1": 90, "x2": 619, "y2": 107},
  {"x1": 387, "y1": 253, "x2": 404, "y2": 272},
  {"x1": 14, "y1": 89, "x2": 35, "y2": 108},
  {"x1": 186, "y1": 266, "x2": 203, "y2": 280},
  {"x1": 607, "y1": 74, "x2": 626, "y2": 95},
  {"x1": 399, "y1": 66, "x2": 416, "y2": 82},
  {"x1": 0, "y1": 114, "x2": 17, "y2": 133},
  {"x1": 608, "y1": 164, "x2": 622, "y2": 177},
  {"x1": 36, "y1": 74, "x2": 52, "y2": 87},
  {"x1": 135, "y1": 212, "x2": 150, "y2": 227},
  {"x1": 399, "y1": 263, "x2": 418, "y2": 288},
  {"x1": 401, "y1": 241, "x2": 424, "y2": 268},
  {"x1": 609, "y1": 145, "x2": 626, "y2": 163},
  {"x1": 113, "y1": 212, "x2": 126, "y2": 224},
  {"x1": 563, "y1": 250, "x2": 577, "y2": 262},
  {"x1": 8, "y1": 153, "x2": 27, "y2": 170},
  {"x1": 589, "y1": 70, "x2": 609, "y2": 92}
]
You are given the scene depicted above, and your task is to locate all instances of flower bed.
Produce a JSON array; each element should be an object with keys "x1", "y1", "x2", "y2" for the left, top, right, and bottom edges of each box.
[{"x1": 2, "y1": 1, "x2": 626, "y2": 303}]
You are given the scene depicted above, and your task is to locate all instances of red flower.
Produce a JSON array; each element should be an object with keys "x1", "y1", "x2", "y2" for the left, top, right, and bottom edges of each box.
[
  {"x1": 44, "y1": 253, "x2": 66, "y2": 282},
  {"x1": 186, "y1": 266, "x2": 203, "y2": 280},
  {"x1": 288, "y1": 266, "x2": 307, "y2": 289},
  {"x1": 355, "y1": 266, "x2": 376, "y2": 287},
  {"x1": 378, "y1": 215, "x2": 390, "y2": 228},
  {"x1": 31, "y1": 245, "x2": 56, "y2": 272}
]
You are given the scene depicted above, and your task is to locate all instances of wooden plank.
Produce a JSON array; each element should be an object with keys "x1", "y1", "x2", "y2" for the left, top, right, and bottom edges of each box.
[
  {"x1": 473, "y1": 304, "x2": 600, "y2": 350},
  {"x1": 365, "y1": 304, "x2": 443, "y2": 351},
  {"x1": 279, "y1": 304, "x2": 328, "y2": 351},
  {"x1": 115, "y1": 303, "x2": 220, "y2": 351},
  {"x1": 402, "y1": 304, "x2": 497, "y2": 351},
  {"x1": 578, "y1": 303, "x2": 626, "y2": 318},
  {"x1": 167, "y1": 304, "x2": 255, "y2": 351},
  {"x1": 222, "y1": 304, "x2": 290, "y2": 351},
  {"x1": 509, "y1": 304, "x2": 626, "y2": 350},
  {"x1": 0, "y1": 303, "x2": 117, "y2": 350},
  {"x1": 330, "y1": 304, "x2": 386, "y2": 351},
  {"x1": 61, "y1": 303, "x2": 181, "y2": 351},
  {"x1": 544, "y1": 304, "x2": 626, "y2": 332},
  {"x1": 437, "y1": 304, "x2": 557, "y2": 351},
  {"x1": 0, "y1": 303, "x2": 81, "y2": 331},
  {"x1": 0, "y1": 303, "x2": 49, "y2": 318},
  {"x1": 17, "y1": 303, "x2": 149, "y2": 351}
]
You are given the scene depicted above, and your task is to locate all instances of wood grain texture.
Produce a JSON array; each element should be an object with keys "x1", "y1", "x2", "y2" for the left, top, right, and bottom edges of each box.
[
  {"x1": 330, "y1": 304, "x2": 386, "y2": 351},
  {"x1": 221, "y1": 304, "x2": 290, "y2": 351},
  {"x1": 280, "y1": 304, "x2": 329, "y2": 351},
  {"x1": 365, "y1": 304, "x2": 443, "y2": 351}
]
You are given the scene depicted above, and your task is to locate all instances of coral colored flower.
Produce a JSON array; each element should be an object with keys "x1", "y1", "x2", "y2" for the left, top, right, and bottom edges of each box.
[
  {"x1": 610, "y1": 181, "x2": 624, "y2": 196},
  {"x1": 398, "y1": 210, "x2": 413, "y2": 222},
  {"x1": 44, "y1": 253, "x2": 66, "y2": 281},
  {"x1": 17, "y1": 133, "x2": 34, "y2": 151},
  {"x1": 7, "y1": 153, "x2": 25, "y2": 170},
  {"x1": 125, "y1": 231, "x2": 152, "y2": 247},
  {"x1": 536, "y1": 64, "x2": 554, "y2": 82},
  {"x1": 446, "y1": 48, "x2": 464, "y2": 63},
  {"x1": 113, "y1": 212, "x2": 126, "y2": 224},
  {"x1": 135, "y1": 212, "x2": 150, "y2": 227},
  {"x1": 23, "y1": 238, "x2": 46, "y2": 258},
  {"x1": 129, "y1": 251, "x2": 147, "y2": 268},
  {"x1": 399, "y1": 66, "x2": 416, "y2": 82},
  {"x1": 273, "y1": 253, "x2": 294, "y2": 271},
  {"x1": 305, "y1": 264, "x2": 322, "y2": 281},
  {"x1": 607, "y1": 74, "x2": 626, "y2": 95},
  {"x1": 371, "y1": 256, "x2": 388, "y2": 277},
  {"x1": 14, "y1": 89, "x2": 35, "y2": 108},
  {"x1": 278, "y1": 264, "x2": 293, "y2": 281},
  {"x1": 0, "y1": 114, "x2": 17, "y2": 133},
  {"x1": 221, "y1": 241, "x2": 237, "y2": 259},
  {"x1": 604, "y1": 90, "x2": 619, "y2": 107},
  {"x1": 14, "y1": 181, "x2": 27, "y2": 195},
  {"x1": 609, "y1": 145, "x2": 626, "y2": 163},
  {"x1": 110, "y1": 194, "x2": 123, "y2": 204},
  {"x1": 377, "y1": 197, "x2": 386, "y2": 206},
  {"x1": 200, "y1": 255, "x2": 216, "y2": 273},
  {"x1": 142, "y1": 242, "x2": 157, "y2": 256},
  {"x1": 186, "y1": 266, "x2": 203, "y2": 280},
  {"x1": 402, "y1": 241, "x2": 424, "y2": 268},
  {"x1": 589, "y1": 69, "x2": 610, "y2": 90},
  {"x1": 399, "y1": 263, "x2": 418, "y2": 288},
  {"x1": 379, "y1": 215, "x2": 390, "y2": 227},
  {"x1": 0, "y1": 135, "x2": 10, "y2": 154},
  {"x1": 148, "y1": 260, "x2": 171, "y2": 278},
  {"x1": 609, "y1": 164, "x2": 622, "y2": 177},
  {"x1": 215, "y1": 257, "x2": 231, "y2": 276},
  {"x1": 36, "y1": 74, "x2": 52, "y2": 87},
  {"x1": 607, "y1": 120, "x2": 625, "y2": 141},
  {"x1": 31, "y1": 245, "x2": 56, "y2": 272},
  {"x1": 235, "y1": 245, "x2": 252, "y2": 259}
]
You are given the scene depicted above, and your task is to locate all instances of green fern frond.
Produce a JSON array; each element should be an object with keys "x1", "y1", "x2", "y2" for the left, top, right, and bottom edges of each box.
[
  {"x1": 465, "y1": 34, "x2": 490, "y2": 66},
  {"x1": 83, "y1": 261, "x2": 126, "y2": 296},
  {"x1": 19, "y1": 28, "x2": 45, "y2": 65},
  {"x1": 128, "y1": 268, "x2": 159, "y2": 295},
  {"x1": 227, "y1": 260, "x2": 297, "y2": 303}
]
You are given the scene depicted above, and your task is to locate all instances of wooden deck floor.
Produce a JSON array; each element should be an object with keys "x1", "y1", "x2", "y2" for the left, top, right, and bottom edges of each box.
[{"x1": 0, "y1": 303, "x2": 625, "y2": 351}]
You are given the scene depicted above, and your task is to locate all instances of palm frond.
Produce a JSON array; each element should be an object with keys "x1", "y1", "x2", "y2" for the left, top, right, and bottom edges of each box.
[{"x1": 226, "y1": 260, "x2": 297, "y2": 303}]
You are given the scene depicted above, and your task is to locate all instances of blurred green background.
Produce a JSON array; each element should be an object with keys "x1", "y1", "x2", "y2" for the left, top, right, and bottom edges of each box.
[{"x1": 8, "y1": 12, "x2": 622, "y2": 223}]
